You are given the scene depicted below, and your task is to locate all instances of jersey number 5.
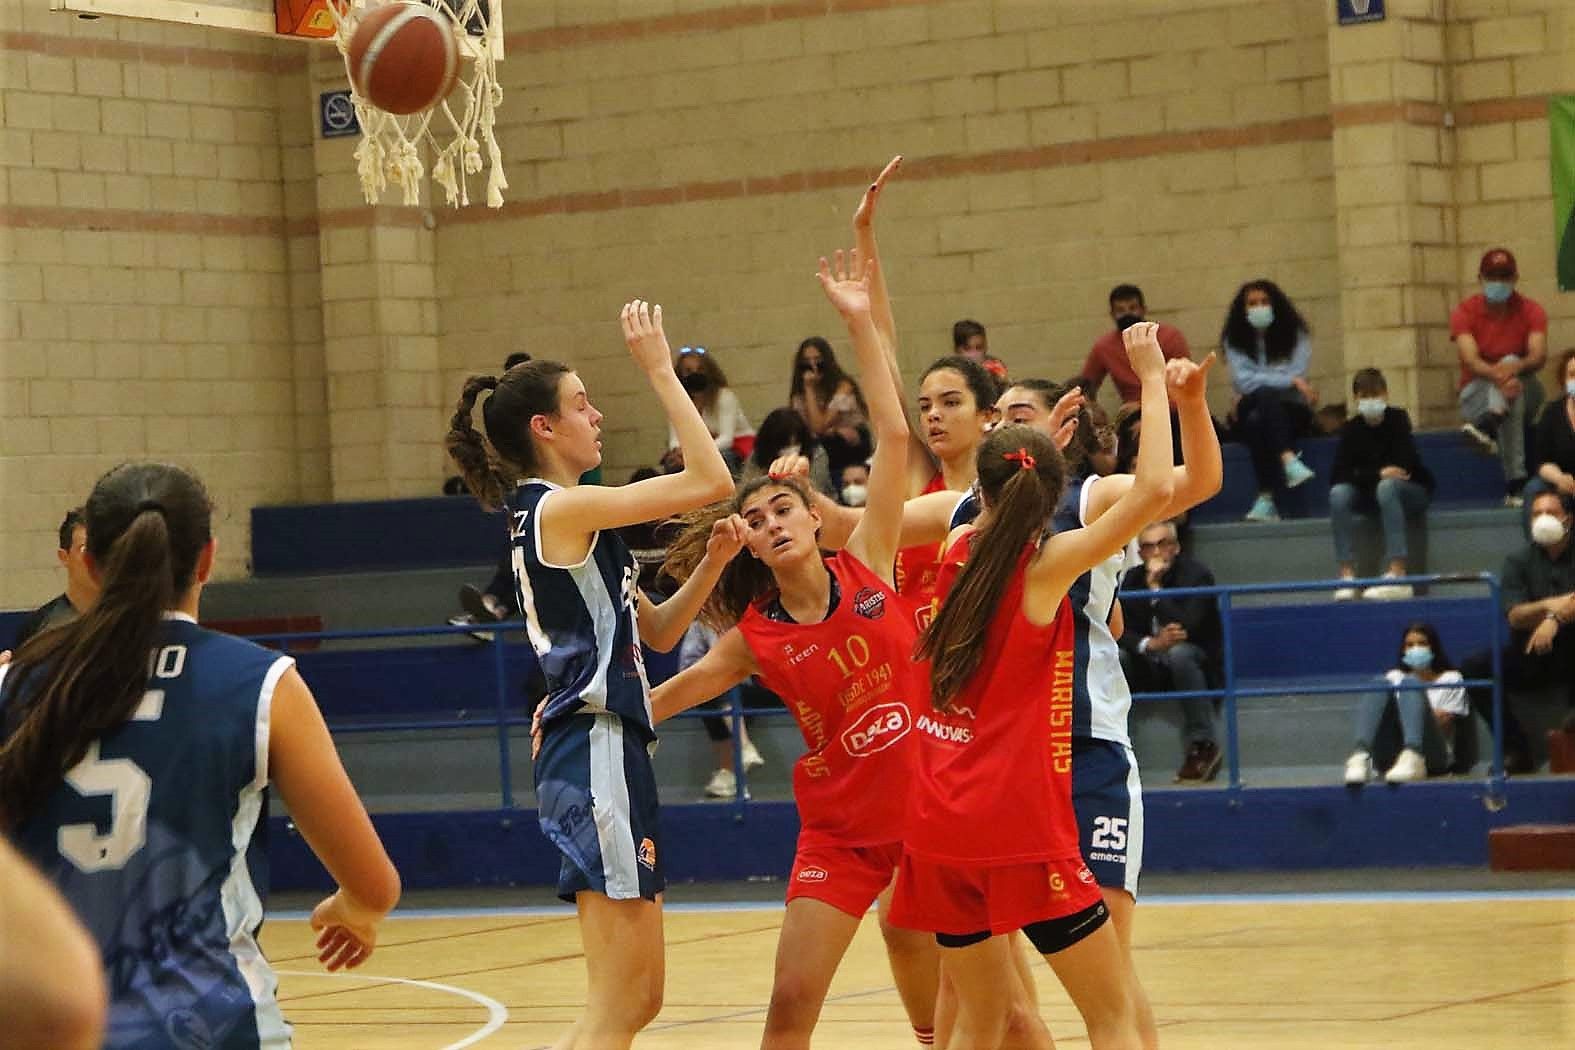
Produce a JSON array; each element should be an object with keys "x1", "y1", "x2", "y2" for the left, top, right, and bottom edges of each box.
[{"x1": 58, "y1": 645, "x2": 185, "y2": 873}]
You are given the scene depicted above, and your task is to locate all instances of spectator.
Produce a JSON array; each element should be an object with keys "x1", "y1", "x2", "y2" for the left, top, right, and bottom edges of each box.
[
  {"x1": 1222, "y1": 279, "x2": 1318, "y2": 522},
  {"x1": 788, "y1": 337, "x2": 870, "y2": 477},
  {"x1": 741, "y1": 407, "x2": 834, "y2": 496},
  {"x1": 1313, "y1": 403, "x2": 1347, "y2": 436},
  {"x1": 665, "y1": 346, "x2": 754, "y2": 474},
  {"x1": 951, "y1": 318, "x2": 1008, "y2": 381},
  {"x1": 678, "y1": 620, "x2": 765, "y2": 800},
  {"x1": 1523, "y1": 348, "x2": 1575, "y2": 532},
  {"x1": 1454, "y1": 247, "x2": 1547, "y2": 506},
  {"x1": 837, "y1": 461, "x2": 869, "y2": 507},
  {"x1": 1118, "y1": 520, "x2": 1224, "y2": 782},
  {"x1": 12, "y1": 508, "x2": 96, "y2": 650},
  {"x1": 1329, "y1": 367, "x2": 1435, "y2": 601},
  {"x1": 1082, "y1": 283, "x2": 1192, "y2": 406},
  {"x1": 1344, "y1": 622, "x2": 1470, "y2": 785},
  {"x1": 1459, "y1": 490, "x2": 1575, "y2": 773}
]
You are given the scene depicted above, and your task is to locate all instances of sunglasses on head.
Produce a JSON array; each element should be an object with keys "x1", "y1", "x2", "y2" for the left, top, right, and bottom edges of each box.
[{"x1": 679, "y1": 346, "x2": 707, "y2": 356}]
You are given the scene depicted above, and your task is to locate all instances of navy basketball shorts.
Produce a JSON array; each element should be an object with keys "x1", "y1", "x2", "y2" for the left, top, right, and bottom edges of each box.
[
  {"x1": 1070, "y1": 737, "x2": 1144, "y2": 898},
  {"x1": 534, "y1": 711, "x2": 664, "y2": 903}
]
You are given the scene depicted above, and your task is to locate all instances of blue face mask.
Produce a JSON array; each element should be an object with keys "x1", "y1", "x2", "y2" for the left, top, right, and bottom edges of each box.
[
  {"x1": 1246, "y1": 304, "x2": 1274, "y2": 330},
  {"x1": 1483, "y1": 281, "x2": 1513, "y2": 304},
  {"x1": 1402, "y1": 646, "x2": 1433, "y2": 671}
]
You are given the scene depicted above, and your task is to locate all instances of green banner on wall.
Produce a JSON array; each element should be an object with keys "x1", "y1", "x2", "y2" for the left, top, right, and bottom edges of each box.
[{"x1": 1553, "y1": 96, "x2": 1575, "y2": 291}]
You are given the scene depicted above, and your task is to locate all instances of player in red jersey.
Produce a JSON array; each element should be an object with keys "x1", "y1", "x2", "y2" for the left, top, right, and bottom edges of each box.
[
  {"x1": 890, "y1": 322, "x2": 1175, "y2": 1050},
  {"x1": 653, "y1": 246, "x2": 937, "y2": 1049}
]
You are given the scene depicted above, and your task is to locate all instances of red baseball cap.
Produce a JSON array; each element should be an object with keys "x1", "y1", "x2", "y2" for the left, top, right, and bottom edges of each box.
[{"x1": 1479, "y1": 248, "x2": 1517, "y2": 278}]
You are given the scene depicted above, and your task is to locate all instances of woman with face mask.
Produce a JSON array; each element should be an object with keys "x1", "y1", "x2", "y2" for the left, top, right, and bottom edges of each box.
[
  {"x1": 1221, "y1": 278, "x2": 1317, "y2": 522},
  {"x1": 789, "y1": 336, "x2": 872, "y2": 478},
  {"x1": 1523, "y1": 348, "x2": 1575, "y2": 533},
  {"x1": 665, "y1": 346, "x2": 755, "y2": 475},
  {"x1": 1345, "y1": 622, "x2": 1469, "y2": 784},
  {"x1": 1328, "y1": 367, "x2": 1436, "y2": 600}
]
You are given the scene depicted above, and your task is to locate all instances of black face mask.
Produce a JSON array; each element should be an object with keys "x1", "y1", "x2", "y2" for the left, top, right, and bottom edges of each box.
[
  {"x1": 1115, "y1": 313, "x2": 1143, "y2": 332},
  {"x1": 680, "y1": 372, "x2": 711, "y2": 394}
]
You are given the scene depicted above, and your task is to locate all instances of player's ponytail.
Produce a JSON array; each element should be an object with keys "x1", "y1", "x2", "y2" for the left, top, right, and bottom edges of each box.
[
  {"x1": 918, "y1": 425, "x2": 1064, "y2": 709},
  {"x1": 662, "y1": 473, "x2": 815, "y2": 629},
  {"x1": 446, "y1": 361, "x2": 572, "y2": 512},
  {"x1": 0, "y1": 463, "x2": 212, "y2": 830}
]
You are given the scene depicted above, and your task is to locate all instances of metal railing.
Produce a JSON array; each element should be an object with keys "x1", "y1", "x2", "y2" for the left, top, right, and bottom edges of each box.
[{"x1": 243, "y1": 570, "x2": 1509, "y2": 815}]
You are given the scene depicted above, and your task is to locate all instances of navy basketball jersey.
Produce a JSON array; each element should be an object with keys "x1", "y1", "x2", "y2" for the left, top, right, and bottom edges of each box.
[
  {"x1": 508, "y1": 479, "x2": 653, "y2": 735},
  {"x1": 949, "y1": 474, "x2": 1135, "y2": 745},
  {"x1": 1, "y1": 614, "x2": 294, "y2": 1050}
]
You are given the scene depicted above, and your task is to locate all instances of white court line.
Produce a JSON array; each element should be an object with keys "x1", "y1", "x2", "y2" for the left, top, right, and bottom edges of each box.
[{"x1": 275, "y1": 968, "x2": 508, "y2": 1049}]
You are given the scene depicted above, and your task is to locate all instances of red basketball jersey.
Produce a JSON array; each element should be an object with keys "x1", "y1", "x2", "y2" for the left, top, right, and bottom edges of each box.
[
  {"x1": 738, "y1": 552, "x2": 920, "y2": 849},
  {"x1": 905, "y1": 534, "x2": 1080, "y2": 866},
  {"x1": 894, "y1": 472, "x2": 948, "y2": 623}
]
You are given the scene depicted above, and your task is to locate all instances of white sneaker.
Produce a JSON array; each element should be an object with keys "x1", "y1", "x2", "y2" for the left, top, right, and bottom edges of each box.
[
  {"x1": 1362, "y1": 575, "x2": 1414, "y2": 601},
  {"x1": 1244, "y1": 495, "x2": 1279, "y2": 522},
  {"x1": 740, "y1": 740, "x2": 765, "y2": 770},
  {"x1": 1385, "y1": 748, "x2": 1428, "y2": 783},
  {"x1": 1344, "y1": 750, "x2": 1373, "y2": 785},
  {"x1": 703, "y1": 767, "x2": 738, "y2": 798},
  {"x1": 1333, "y1": 584, "x2": 1359, "y2": 601}
]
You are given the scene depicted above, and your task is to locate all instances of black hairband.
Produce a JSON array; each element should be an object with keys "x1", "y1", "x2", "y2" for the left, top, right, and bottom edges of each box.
[{"x1": 135, "y1": 499, "x2": 165, "y2": 516}]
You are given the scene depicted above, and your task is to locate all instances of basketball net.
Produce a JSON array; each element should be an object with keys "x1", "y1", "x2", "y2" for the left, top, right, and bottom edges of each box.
[{"x1": 325, "y1": 0, "x2": 506, "y2": 208}]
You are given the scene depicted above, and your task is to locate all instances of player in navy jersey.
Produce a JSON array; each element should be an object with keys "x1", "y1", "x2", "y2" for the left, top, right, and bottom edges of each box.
[
  {"x1": 0, "y1": 462, "x2": 400, "y2": 1050},
  {"x1": 447, "y1": 301, "x2": 738, "y2": 1050}
]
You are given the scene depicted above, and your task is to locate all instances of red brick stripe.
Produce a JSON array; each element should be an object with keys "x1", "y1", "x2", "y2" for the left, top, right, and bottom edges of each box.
[
  {"x1": 0, "y1": 29, "x2": 306, "y2": 73},
  {"x1": 509, "y1": 0, "x2": 935, "y2": 52}
]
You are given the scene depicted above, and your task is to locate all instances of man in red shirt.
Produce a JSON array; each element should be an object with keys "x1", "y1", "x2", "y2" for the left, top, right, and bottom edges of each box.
[
  {"x1": 1082, "y1": 284, "x2": 1192, "y2": 406},
  {"x1": 1453, "y1": 248, "x2": 1548, "y2": 505}
]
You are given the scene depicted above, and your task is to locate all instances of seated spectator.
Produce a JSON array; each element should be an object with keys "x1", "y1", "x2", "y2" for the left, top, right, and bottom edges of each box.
[
  {"x1": 1082, "y1": 283, "x2": 1191, "y2": 407},
  {"x1": 1523, "y1": 348, "x2": 1575, "y2": 532},
  {"x1": 664, "y1": 346, "x2": 754, "y2": 474},
  {"x1": 951, "y1": 318, "x2": 1008, "y2": 381},
  {"x1": 788, "y1": 337, "x2": 870, "y2": 476},
  {"x1": 678, "y1": 621, "x2": 765, "y2": 800},
  {"x1": 1329, "y1": 367, "x2": 1435, "y2": 601},
  {"x1": 1118, "y1": 520, "x2": 1224, "y2": 782},
  {"x1": 1222, "y1": 279, "x2": 1318, "y2": 522},
  {"x1": 742, "y1": 406, "x2": 834, "y2": 495},
  {"x1": 837, "y1": 461, "x2": 869, "y2": 507},
  {"x1": 12, "y1": 507, "x2": 97, "y2": 650},
  {"x1": 1345, "y1": 622, "x2": 1470, "y2": 785},
  {"x1": 1454, "y1": 248, "x2": 1547, "y2": 506},
  {"x1": 1460, "y1": 489, "x2": 1575, "y2": 773}
]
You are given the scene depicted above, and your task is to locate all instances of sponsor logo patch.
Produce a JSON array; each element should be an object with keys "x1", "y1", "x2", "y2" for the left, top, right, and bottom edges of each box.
[
  {"x1": 852, "y1": 586, "x2": 887, "y2": 620},
  {"x1": 637, "y1": 837, "x2": 657, "y2": 870},
  {"x1": 797, "y1": 866, "x2": 829, "y2": 882},
  {"x1": 1076, "y1": 865, "x2": 1095, "y2": 884},
  {"x1": 842, "y1": 702, "x2": 912, "y2": 756}
]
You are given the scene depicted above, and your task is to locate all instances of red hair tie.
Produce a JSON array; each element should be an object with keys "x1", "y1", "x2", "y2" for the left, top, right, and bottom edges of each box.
[{"x1": 1004, "y1": 448, "x2": 1036, "y2": 471}]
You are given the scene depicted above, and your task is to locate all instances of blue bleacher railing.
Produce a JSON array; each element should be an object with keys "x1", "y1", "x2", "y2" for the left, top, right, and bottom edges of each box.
[{"x1": 240, "y1": 570, "x2": 1508, "y2": 813}]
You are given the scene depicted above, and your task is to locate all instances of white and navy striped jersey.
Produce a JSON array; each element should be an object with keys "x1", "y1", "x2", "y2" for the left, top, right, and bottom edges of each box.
[
  {"x1": 2, "y1": 614, "x2": 294, "y2": 1050},
  {"x1": 509, "y1": 479, "x2": 653, "y2": 736},
  {"x1": 947, "y1": 472, "x2": 1138, "y2": 746}
]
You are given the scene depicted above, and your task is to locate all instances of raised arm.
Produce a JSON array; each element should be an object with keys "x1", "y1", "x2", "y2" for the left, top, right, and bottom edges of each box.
[
  {"x1": 1033, "y1": 323, "x2": 1174, "y2": 595},
  {"x1": 650, "y1": 627, "x2": 759, "y2": 724},
  {"x1": 768, "y1": 452, "x2": 960, "y2": 553},
  {"x1": 544, "y1": 301, "x2": 735, "y2": 538},
  {"x1": 637, "y1": 515, "x2": 746, "y2": 651},
  {"x1": 269, "y1": 667, "x2": 401, "y2": 971}
]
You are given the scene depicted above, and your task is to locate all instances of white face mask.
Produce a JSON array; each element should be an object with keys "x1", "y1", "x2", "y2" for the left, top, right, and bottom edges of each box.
[
  {"x1": 1530, "y1": 513, "x2": 1568, "y2": 547},
  {"x1": 1565, "y1": 380, "x2": 1575, "y2": 399},
  {"x1": 1357, "y1": 398, "x2": 1387, "y2": 424},
  {"x1": 1246, "y1": 304, "x2": 1275, "y2": 330},
  {"x1": 840, "y1": 483, "x2": 868, "y2": 507}
]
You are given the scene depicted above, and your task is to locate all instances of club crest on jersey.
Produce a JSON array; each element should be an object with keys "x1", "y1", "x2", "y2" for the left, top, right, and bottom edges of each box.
[
  {"x1": 842, "y1": 702, "x2": 912, "y2": 756},
  {"x1": 638, "y1": 837, "x2": 657, "y2": 870},
  {"x1": 1076, "y1": 865, "x2": 1095, "y2": 884},
  {"x1": 797, "y1": 866, "x2": 829, "y2": 882},
  {"x1": 852, "y1": 587, "x2": 887, "y2": 620}
]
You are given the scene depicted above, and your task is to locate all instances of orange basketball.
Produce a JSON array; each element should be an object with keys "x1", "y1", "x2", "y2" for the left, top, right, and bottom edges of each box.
[{"x1": 347, "y1": 2, "x2": 460, "y2": 116}]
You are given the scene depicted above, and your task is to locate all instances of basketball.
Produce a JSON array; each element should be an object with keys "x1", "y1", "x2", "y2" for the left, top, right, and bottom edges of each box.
[{"x1": 347, "y1": 2, "x2": 460, "y2": 116}]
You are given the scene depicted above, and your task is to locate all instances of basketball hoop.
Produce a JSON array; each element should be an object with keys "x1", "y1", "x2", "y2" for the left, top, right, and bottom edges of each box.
[{"x1": 319, "y1": 0, "x2": 506, "y2": 209}]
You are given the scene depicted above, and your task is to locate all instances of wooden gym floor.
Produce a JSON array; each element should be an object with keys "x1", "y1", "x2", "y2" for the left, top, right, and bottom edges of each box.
[{"x1": 262, "y1": 893, "x2": 1572, "y2": 1049}]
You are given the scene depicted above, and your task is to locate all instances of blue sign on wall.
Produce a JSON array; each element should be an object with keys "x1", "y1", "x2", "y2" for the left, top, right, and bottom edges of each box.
[
  {"x1": 320, "y1": 90, "x2": 360, "y2": 139},
  {"x1": 1337, "y1": 0, "x2": 1385, "y2": 25}
]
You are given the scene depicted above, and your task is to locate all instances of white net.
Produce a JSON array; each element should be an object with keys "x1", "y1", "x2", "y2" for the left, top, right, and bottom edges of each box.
[{"x1": 326, "y1": 0, "x2": 506, "y2": 208}]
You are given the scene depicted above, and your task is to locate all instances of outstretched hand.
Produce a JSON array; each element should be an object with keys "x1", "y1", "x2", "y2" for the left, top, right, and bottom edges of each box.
[
  {"x1": 1122, "y1": 321, "x2": 1165, "y2": 383},
  {"x1": 853, "y1": 155, "x2": 902, "y2": 230},
  {"x1": 620, "y1": 300, "x2": 672, "y2": 373},
  {"x1": 817, "y1": 249, "x2": 874, "y2": 319},
  {"x1": 706, "y1": 514, "x2": 748, "y2": 563},
  {"x1": 1165, "y1": 352, "x2": 1216, "y2": 405}
]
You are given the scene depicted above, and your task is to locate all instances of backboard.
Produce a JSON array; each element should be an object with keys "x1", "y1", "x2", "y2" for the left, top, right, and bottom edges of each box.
[{"x1": 47, "y1": 0, "x2": 503, "y2": 60}]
